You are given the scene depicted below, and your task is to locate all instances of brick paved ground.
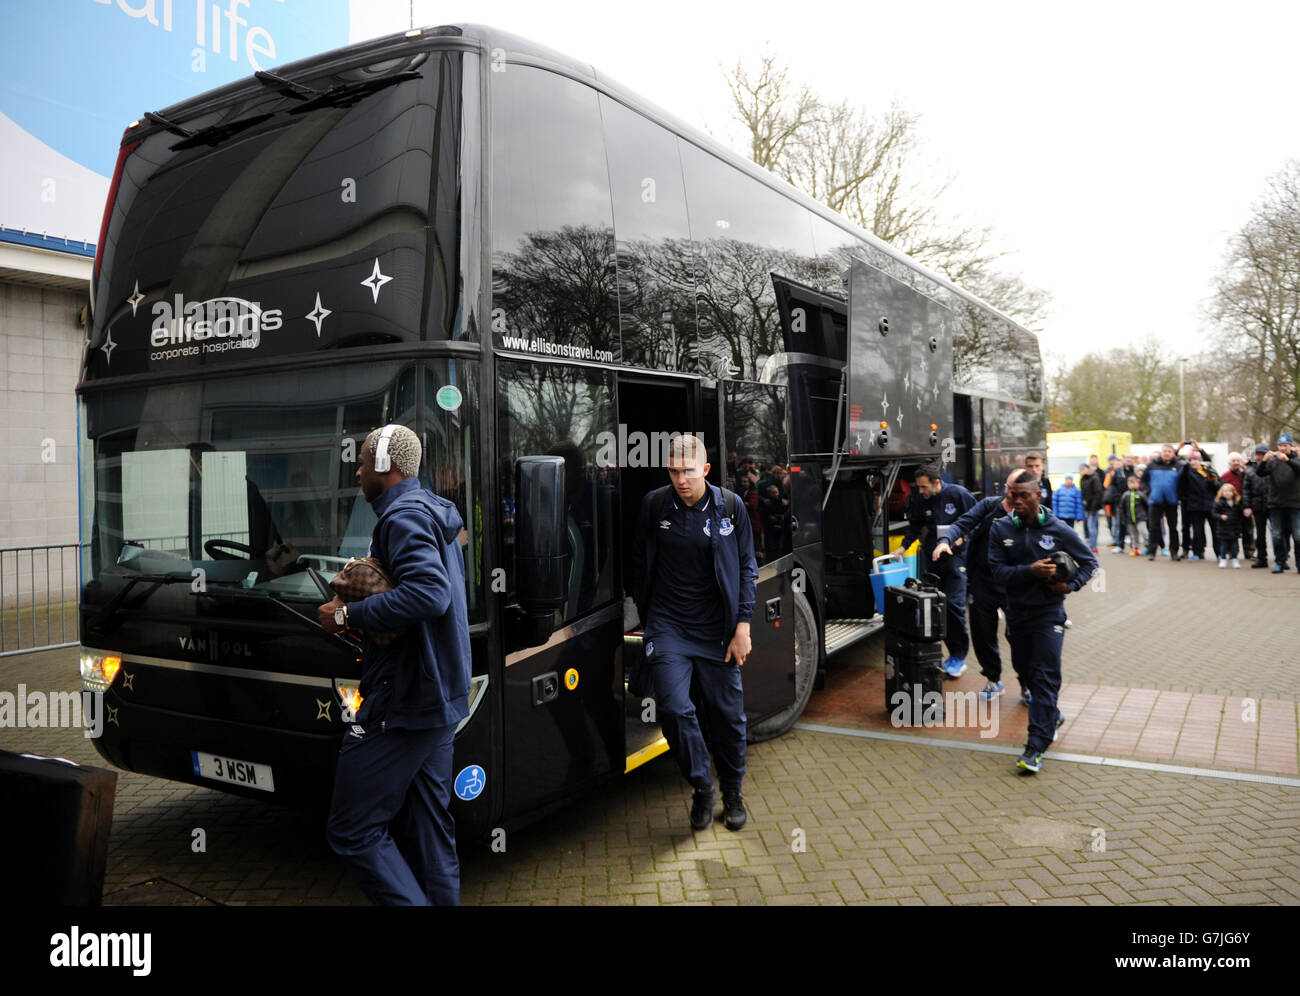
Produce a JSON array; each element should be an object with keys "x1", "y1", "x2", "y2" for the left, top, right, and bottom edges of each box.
[{"x1": 3, "y1": 538, "x2": 1298, "y2": 905}]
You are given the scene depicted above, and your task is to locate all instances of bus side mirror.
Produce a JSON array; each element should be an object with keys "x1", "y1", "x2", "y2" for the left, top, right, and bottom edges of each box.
[{"x1": 515, "y1": 455, "x2": 570, "y2": 646}]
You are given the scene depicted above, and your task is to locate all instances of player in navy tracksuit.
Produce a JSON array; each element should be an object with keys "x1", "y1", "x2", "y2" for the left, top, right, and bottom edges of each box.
[
  {"x1": 318, "y1": 425, "x2": 471, "y2": 905},
  {"x1": 633, "y1": 436, "x2": 757, "y2": 833},
  {"x1": 897, "y1": 464, "x2": 978, "y2": 677},
  {"x1": 988, "y1": 471, "x2": 1098, "y2": 774},
  {"x1": 933, "y1": 470, "x2": 1022, "y2": 702}
]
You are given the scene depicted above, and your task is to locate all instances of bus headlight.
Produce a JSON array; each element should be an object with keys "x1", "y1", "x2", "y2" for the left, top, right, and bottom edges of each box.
[{"x1": 80, "y1": 649, "x2": 122, "y2": 692}]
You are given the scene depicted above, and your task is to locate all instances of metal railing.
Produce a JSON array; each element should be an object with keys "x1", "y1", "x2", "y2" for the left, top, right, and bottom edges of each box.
[{"x1": 0, "y1": 544, "x2": 81, "y2": 658}]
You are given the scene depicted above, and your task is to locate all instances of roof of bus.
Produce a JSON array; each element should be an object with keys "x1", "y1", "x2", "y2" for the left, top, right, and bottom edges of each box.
[{"x1": 140, "y1": 22, "x2": 1038, "y2": 345}]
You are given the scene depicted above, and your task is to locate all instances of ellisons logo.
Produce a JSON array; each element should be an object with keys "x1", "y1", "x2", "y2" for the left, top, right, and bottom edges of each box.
[{"x1": 150, "y1": 294, "x2": 282, "y2": 358}]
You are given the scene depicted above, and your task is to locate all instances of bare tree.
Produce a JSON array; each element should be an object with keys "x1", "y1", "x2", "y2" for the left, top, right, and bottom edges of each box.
[
  {"x1": 1207, "y1": 159, "x2": 1300, "y2": 442},
  {"x1": 1045, "y1": 337, "x2": 1181, "y2": 440},
  {"x1": 721, "y1": 52, "x2": 1049, "y2": 332},
  {"x1": 723, "y1": 50, "x2": 818, "y2": 172}
]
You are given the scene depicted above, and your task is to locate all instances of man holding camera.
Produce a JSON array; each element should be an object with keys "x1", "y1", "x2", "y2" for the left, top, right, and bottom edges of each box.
[
  {"x1": 988, "y1": 470, "x2": 1098, "y2": 775},
  {"x1": 1256, "y1": 433, "x2": 1300, "y2": 573}
]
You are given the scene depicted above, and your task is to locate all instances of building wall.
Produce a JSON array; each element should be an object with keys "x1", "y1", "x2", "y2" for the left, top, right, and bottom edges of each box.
[{"x1": 0, "y1": 279, "x2": 84, "y2": 551}]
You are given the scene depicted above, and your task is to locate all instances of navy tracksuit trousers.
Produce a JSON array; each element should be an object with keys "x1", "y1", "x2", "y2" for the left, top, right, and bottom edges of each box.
[
  {"x1": 646, "y1": 628, "x2": 746, "y2": 794},
  {"x1": 939, "y1": 562, "x2": 970, "y2": 660},
  {"x1": 327, "y1": 721, "x2": 459, "y2": 906},
  {"x1": 1005, "y1": 606, "x2": 1066, "y2": 753},
  {"x1": 968, "y1": 584, "x2": 1011, "y2": 683}
]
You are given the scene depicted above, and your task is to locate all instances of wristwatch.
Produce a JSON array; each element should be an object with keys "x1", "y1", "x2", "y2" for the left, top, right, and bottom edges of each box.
[{"x1": 334, "y1": 604, "x2": 348, "y2": 628}]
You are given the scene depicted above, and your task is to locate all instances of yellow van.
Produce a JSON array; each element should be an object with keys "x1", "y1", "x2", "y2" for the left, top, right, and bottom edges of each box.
[{"x1": 1046, "y1": 430, "x2": 1133, "y2": 493}]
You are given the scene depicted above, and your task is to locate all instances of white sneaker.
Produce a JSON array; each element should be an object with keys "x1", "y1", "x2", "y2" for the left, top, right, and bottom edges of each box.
[
  {"x1": 1218, "y1": 558, "x2": 1227, "y2": 568},
  {"x1": 1111, "y1": 547, "x2": 1124, "y2": 555},
  {"x1": 1232, "y1": 559, "x2": 1241, "y2": 568}
]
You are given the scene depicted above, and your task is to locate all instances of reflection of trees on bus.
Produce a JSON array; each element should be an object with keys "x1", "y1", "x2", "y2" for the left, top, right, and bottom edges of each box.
[
  {"x1": 494, "y1": 223, "x2": 1031, "y2": 398},
  {"x1": 492, "y1": 225, "x2": 619, "y2": 357},
  {"x1": 502, "y1": 366, "x2": 610, "y2": 458}
]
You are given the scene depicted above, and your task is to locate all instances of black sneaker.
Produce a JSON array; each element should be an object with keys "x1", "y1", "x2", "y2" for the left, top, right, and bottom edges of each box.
[
  {"x1": 690, "y1": 787, "x2": 716, "y2": 831},
  {"x1": 1251, "y1": 561, "x2": 1268, "y2": 569},
  {"x1": 721, "y1": 792, "x2": 748, "y2": 831}
]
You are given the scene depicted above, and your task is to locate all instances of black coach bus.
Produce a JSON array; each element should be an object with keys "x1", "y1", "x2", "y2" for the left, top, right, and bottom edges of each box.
[{"x1": 78, "y1": 24, "x2": 1044, "y2": 836}]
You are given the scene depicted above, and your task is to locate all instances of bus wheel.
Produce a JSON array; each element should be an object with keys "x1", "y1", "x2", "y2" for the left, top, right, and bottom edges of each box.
[{"x1": 748, "y1": 588, "x2": 818, "y2": 742}]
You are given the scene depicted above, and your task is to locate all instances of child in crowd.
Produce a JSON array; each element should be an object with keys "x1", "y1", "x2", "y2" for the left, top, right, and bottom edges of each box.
[
  {"x1": 1121, "y1": 474, "x2": 1148, "y2": 555},
  {"x1": 1055, "y1": 474, "x2": 1085, "y2": 531},
  {"x1": 1212, "y1": 483, "x2": 1245, "y2": 569}
]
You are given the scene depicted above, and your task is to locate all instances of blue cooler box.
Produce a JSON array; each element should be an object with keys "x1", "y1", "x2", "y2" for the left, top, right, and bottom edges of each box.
[{"x1": 869, "y1": 555, "x2": 909, "y2": 616}]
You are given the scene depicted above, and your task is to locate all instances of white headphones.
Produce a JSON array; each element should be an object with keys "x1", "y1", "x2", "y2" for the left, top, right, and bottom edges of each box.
[{"x1": 373, "y1": 424, "x2": 399, "y2": 473}]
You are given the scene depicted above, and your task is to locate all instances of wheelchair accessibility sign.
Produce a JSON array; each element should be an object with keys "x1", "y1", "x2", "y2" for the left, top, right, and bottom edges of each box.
[{"x1": 455, "y1": 764, "x2": 486, "y2": 801}]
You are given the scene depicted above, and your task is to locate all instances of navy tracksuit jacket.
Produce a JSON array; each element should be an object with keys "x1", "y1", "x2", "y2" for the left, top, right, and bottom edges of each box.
[
  {"x1": 327, "y1": 478, "x2": 472, "y2": 906},
  {"x1": 945, "y1": 495, "x2": 1010, "y2": 681},
  {"x1": 902, "y1": 482, "x2": 977, "y2": 660},
  {"x1": 988, "y1": 510, "x2": 1098, "y2": 752},
  {"x1": 633, "y1": 483, "x2": 757, "y2": 794}
]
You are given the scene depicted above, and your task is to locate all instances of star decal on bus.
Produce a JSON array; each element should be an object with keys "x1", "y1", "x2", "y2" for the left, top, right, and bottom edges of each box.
[
  {"x1": 127, "y1": 280, "x2": 145, "y2": 316},
  {"x1": 316, "y1": 698, "x2": 332, "y2": 721},
  {"x1": 361, "y1": 258, "x2": 393, "y2": 303},
  {"x1": 306, "y1": 293, "x2": 332, "y2": 336},
  {"x1": 100, "y1": 330, "x2": 117, "y2": 364}
]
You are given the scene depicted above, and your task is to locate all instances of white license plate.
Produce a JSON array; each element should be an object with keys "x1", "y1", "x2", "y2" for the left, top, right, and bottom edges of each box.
[{"x1": 191, "y1": 750, "x2": 275, "y2": 792}]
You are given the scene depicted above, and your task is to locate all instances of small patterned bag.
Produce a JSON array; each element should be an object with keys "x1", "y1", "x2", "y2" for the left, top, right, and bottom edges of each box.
[{"x1": 329, "y1": 557, "x2": 403, "y2": 646}]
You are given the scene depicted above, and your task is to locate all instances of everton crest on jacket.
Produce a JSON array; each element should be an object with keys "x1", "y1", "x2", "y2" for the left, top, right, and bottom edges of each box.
[
  {"x1": 988, "y1": 508, "x2": 1099, "y2": 613},
  {"x1": 902, "y1": 482, "x2": 978, "y2": 570}
]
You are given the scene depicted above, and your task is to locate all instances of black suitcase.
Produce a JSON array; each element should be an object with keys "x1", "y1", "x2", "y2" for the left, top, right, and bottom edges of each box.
[
  {"x1": 825, "y1": 552, "x2": 874, "y2": 618},
  {"x1": 883, "y1": 633, "x2": 945, "y2": 724},
  {"x1": 0, "y1": 750, "x2": 117, "y2": 905},
  {"x1": 883, "y1": 576, "x2": 946, "y2": 642}
]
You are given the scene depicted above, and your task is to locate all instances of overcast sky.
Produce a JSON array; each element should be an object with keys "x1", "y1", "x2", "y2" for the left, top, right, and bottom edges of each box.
[{"x1": 351, "y1": 0, "x2": 1300, "y2": 367}]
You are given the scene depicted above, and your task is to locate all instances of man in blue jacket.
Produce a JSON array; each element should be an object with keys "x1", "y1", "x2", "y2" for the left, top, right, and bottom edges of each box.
[
  {"x1": 1142, "y1": 443, "x2": 1185, "y2": 559},
  {"x1": 895, "y1": 464, "x2": 977, "y2": 677},
  {"x1": 633, "y1": 434, "x2": 757, "y2": 832},
  {"x1": 989, "y1": 470, "x2": 1098, "y2": 774},
  {"x1": 318, "y1": 424, "x2": 471, "y2": 905}
]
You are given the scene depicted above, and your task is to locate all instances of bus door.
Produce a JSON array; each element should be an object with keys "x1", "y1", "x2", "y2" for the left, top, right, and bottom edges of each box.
[
  {"x1": 497, "y1": 361, "x2": 623, "y2": 826},
  {"x1": 616, "y1": 376, "x2": 698, "y2": 769}
]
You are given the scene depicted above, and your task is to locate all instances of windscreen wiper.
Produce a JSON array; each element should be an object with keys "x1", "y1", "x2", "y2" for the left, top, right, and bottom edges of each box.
[
  {"x1": 202, "y1": 584, "x2": 362, "y2": 650},
  {"x1": 88, "y1": 573, "x2": 193, "y2": 633},
  {"x1": 287, "y1": 71, "x2": 423, "y2": 114},
  {"x1": 143, "y1": 111, "x2": 192, "y2": 140},
  {"x1": 253, "y1": 70, "x2": 317, "y2": 101},
  {"x1": 144, "y1": 109, "x2": 275, "y2": 151},
  {"x1": 169, "y1": 112, "x2": 274, "y2": 151}
]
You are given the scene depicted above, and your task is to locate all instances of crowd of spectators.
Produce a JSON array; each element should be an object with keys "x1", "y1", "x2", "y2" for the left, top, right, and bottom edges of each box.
[
  {"x1": 725, "y1": 453, "x2": 793, "y2": 564},
  {"x1": 1067, "y1": 435, "x2": 1300, "y2": 572}
]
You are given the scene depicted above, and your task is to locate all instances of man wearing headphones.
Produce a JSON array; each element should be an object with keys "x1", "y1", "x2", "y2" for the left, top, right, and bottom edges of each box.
[
  {"x1": 988, "y1": 470, "x2": 1097, "y2": 774},
  {"x1": 317, "y1": 424, "x2": 471, "y2": 904},
  {"x1": 931, "y1": 470, "x2": 1025, "y2": 702}
]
